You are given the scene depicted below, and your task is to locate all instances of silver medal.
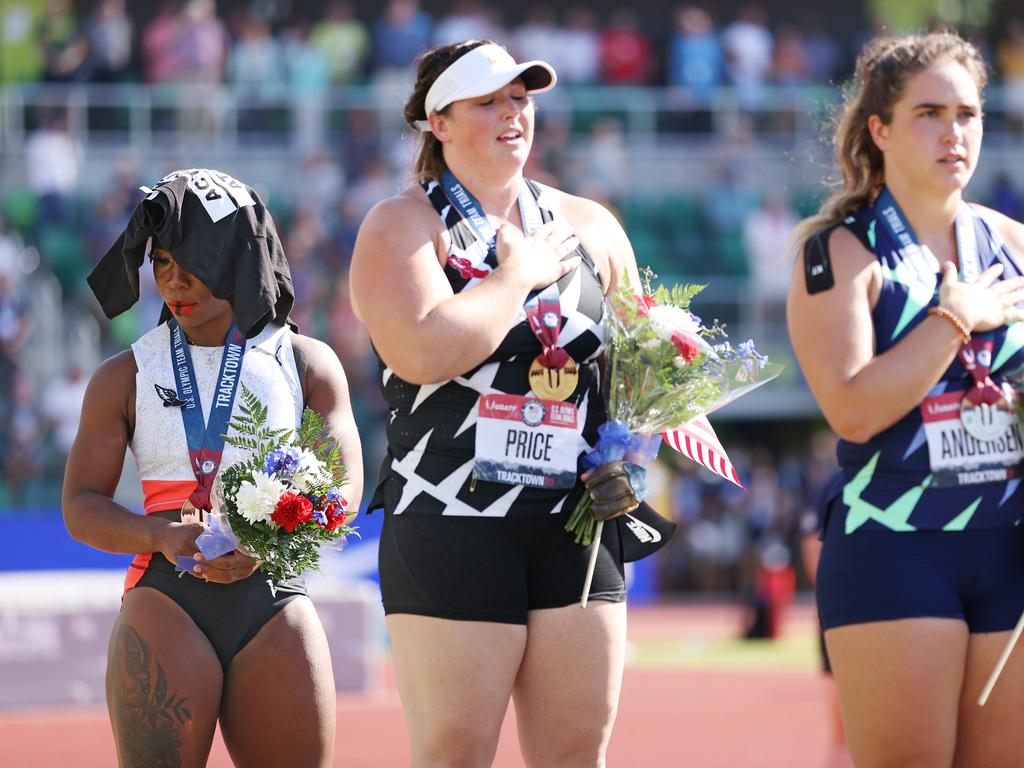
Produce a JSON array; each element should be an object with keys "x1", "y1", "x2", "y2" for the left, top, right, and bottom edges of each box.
[{"x1": 960, "y1": 391, "x2": 1014, "y2": 442}]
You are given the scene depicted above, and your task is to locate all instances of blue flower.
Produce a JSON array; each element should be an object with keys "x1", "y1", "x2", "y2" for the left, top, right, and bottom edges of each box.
[
  {"x1": 324, "y1": 487, "x2": 344, "y2": 504},
  {"x1": 737, "y1": 339, "x2": 769, "y2": 369},
  {"x1": 263, "y1": 446, "x2": 302, "y2": 478},
  {"x1": 311, "y1": 507, "x2": 328, "y2": 525},
  {"x1": 713, "y1": 343, "x2": 734, "y2": 360}
]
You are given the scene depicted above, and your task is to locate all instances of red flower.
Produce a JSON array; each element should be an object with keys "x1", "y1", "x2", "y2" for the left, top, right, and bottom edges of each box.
[
  {"x1": 671, "y1": 331, "x2": 700, "y2": 363},
  {"x1": 634, "y1": 294, "x2": 657, "y2": 316},
  {"x1": 272, "y1": 492, "x2": 313, "y2": 533},
  {"x1": 322, "y1": 499, "x2": 350, "y2": 532}
]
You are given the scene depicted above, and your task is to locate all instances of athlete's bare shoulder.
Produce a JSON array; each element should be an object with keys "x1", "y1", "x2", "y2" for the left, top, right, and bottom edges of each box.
[
  {"x1": 80, "y1": 349, "x2": 137, "y2": 430},
  {"x1": 532, "y1": 182, "x2": 618, "y2": 230},
  {"x1": 362, "y1": 185, "x2": 438, "y2": 231},
  {"x1": 90, "y1": 349, "x2": 138, "y2": 389},
  {"x1": 290, "y1": 332, "x2": 340, "y2": 373}
]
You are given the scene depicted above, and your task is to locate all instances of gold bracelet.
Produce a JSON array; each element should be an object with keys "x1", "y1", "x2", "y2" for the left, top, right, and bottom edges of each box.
[{"x1": 928, "y1": 306, "x2": 971, "y2": 344}]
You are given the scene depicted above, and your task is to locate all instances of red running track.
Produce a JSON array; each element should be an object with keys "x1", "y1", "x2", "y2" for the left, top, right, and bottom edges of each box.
[{"x1": 0, "y1": 602, "x2": 835, "y2": 767}]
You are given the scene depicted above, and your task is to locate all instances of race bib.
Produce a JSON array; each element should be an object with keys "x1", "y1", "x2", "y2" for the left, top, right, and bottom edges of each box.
[
  {"x1": 921, "y1": 390, "x2": 1024, "y2": 487},
  {"x1": 158, "y1": 169, "x2": 256, "y2": 223},
  {"x1": 473, "y1": 394, "x2": 580, "y2": 489}
]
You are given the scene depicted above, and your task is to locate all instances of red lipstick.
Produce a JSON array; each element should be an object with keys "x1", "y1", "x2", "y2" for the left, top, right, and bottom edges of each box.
[{"x1": 169, "y1": 301, "x2": 198, "y2": 316}]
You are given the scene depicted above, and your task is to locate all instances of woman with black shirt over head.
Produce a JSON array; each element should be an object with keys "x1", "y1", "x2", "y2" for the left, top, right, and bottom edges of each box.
[{"x1": 64, "y1": 169, "x2": 363, "y2": 768}]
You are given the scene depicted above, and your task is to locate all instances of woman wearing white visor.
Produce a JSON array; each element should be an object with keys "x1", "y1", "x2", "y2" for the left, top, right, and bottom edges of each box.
[{"x1": 351, "y1": 40, "x2": 645, "y2": 766}]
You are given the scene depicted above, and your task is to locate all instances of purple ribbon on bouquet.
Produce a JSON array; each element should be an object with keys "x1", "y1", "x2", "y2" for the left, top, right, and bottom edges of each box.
[{"x1": 175, "y1": 513, "x2": 241, "y2": 573}]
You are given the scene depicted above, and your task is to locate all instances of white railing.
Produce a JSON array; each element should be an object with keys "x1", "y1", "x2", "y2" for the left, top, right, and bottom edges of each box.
[
  {"x1": 4, "y1": 81, "x2": 1020, "y2": 157},
  {"x1": 0, "y1": 81, "x2": 870, "y2": 151}
]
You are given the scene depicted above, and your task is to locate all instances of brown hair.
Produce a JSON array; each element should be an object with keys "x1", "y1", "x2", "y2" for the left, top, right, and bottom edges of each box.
[
  {"x1": 793, "y1": 30, "x2": 987, "y2": 251},
  {"x1": 404, "y1": 39, "x2": 493, "y2": 182}
]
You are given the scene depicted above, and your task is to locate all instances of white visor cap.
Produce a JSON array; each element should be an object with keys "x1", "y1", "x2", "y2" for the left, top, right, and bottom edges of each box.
[{"x1": 414, "y1": 43, "x2": 557, "y2": 131}]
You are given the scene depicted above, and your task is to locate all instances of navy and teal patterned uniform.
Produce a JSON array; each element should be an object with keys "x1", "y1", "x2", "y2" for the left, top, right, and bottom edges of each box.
[
  {"x1": 832, "y1": 190, "x2": 1024, "y2": 532},
  {"x1": 816, "y1": 188, "x2": 1024, "y2": 631}
]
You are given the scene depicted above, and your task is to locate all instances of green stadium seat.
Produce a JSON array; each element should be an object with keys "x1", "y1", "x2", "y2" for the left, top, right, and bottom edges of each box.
[
  {"x1": 662, "y1": 195, "x2": 702, "y2": 235},
  {"x1": 108, "y1": 308, "x2": 140, "y2": 349},
  {"x1": 627, "y1": 228, "x2": 668, "y2": 277},
  {"x1": 38, "y1": 226, "x2": 85, "y2": 294},
  {"x1": 622, "y1": 196, "x2": 658, "y2": 235},
  {"x1": 793, "y1": 190, "x2": 824, "y2": 218},
  {"x1": 1, "y1": 190, "x2": 38, "y2": 235},
  {"x1": 710, "y1": 233, "x2": 750, "y2": 277}
]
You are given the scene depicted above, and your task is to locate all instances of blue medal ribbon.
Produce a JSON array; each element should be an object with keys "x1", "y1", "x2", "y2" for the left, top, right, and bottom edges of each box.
[
  {"x1": 441, "y1": 171, "x2": 569, "y2": 362},
  {"x1": 873, "y1": 187, "x2": 1016, "y2": 426},
  {"x1": 874, "y1": 185, "x2": 988, "y2": 283},
  {"x1": 168, "y1": 318, "x2": 247, "y2": 510},
  {"x1": 440, "y1": 171, "x2": 544, "y2": 260}
]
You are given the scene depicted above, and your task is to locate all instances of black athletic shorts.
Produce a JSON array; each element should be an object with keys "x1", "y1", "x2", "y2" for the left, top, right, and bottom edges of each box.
[
  {"x1": 133, "y1": 513, "x2": 306, "y2": 668},
  {"x1": 378, "y1": 509, "x2": 627, "y2": 624}
]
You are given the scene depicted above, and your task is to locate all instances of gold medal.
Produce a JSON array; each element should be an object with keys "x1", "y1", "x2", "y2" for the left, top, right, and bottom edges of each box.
[{"x1": 529, "y1": 356, "x2": 579, "y2": 401}]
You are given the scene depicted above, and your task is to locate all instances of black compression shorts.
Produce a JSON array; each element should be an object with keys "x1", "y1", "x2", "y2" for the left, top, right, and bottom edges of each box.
[
  {"x1": 378, "y1": 508, "x2": 627, "y2": 624},
  {"x1": 133, "y1": 512, "x2": 307, "y2": 668}
]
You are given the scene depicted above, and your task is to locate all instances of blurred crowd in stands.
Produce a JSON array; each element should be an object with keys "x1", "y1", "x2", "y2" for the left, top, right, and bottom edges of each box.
[
  {"x1": 3, "y1": 0, "x2": 1024, "y2": 595},
  {"x1": 0, "y1": 0, "x2": 1019, "y2": 96},
  {"x1": 1, "y1": 0, "x2": 866, "y2": 90}
]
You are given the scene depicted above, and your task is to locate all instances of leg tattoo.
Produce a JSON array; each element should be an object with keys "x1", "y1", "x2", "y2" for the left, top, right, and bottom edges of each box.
[{"x1": 110, "y1": 624, "x2": 193, "y2": 768}]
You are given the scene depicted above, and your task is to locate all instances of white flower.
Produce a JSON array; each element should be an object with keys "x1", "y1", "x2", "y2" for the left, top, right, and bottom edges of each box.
[
  {"x1": 234, "y1": 471, "x2": 287, "y2": 524},
  {"x1": 296, "y1": 448, "x2": 322, "y2": 474},
  {"x1": 646, "y1": 305, "x2": 700, "y2": 340},
  {"x1": 292, "y1": 449, "x2": 329, "y2": 494}
]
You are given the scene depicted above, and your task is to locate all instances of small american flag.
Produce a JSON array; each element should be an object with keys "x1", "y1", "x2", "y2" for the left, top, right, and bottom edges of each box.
[{"x1": 663, "y1": 415, "x2": 743, "y2": 488}]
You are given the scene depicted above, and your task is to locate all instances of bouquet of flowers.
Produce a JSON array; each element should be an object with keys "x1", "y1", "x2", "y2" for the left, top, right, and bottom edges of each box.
[
  {"x1": 566, "y1": 274, "x2": 782, "y2": 550},
  {"x1": 187, "y1": 385, "x2": 355, "y2": 583}
]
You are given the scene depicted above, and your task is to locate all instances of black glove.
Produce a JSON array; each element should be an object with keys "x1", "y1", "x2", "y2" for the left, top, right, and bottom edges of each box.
[{"x1": 585, "y1": 461, "x2": 643, "y2": 521}]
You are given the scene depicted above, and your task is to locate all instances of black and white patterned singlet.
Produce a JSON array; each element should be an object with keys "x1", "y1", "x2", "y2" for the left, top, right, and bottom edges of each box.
[{"x1": 370, "y1": 178, "x2": 607, "y2": 517}]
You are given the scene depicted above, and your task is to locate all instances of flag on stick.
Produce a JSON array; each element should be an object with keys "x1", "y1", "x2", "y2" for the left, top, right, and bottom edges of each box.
[{"x1": 663, "y1": 415, "x2": 743, "y2": 488}]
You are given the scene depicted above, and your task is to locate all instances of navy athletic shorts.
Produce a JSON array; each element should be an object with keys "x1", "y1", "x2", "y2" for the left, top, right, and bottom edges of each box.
[
  {"x1": 817, "y1": 505, "x2": 1024, "y2": 633},
  {"x1": 378, "y1": 509, "x2": 627, "y2": 624}
]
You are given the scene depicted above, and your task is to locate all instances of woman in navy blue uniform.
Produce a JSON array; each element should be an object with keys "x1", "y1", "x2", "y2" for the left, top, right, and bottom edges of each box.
[
  {"x1": 788, "y1": 32, "x2": 1024, "y2": 766},
  {"x1": 350, "y1": 40, "x2": 647, "y2": 766}
]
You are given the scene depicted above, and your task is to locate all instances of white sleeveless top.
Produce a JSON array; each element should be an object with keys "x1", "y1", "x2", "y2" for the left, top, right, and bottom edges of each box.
[{"x1": 130, "y1": 322, "x2": 303, "y2": 513}]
